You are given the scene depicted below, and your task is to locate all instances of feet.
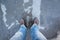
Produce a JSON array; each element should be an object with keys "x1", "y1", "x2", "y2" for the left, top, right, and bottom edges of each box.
[
  {"x1": 34, "y1": 17, "x2": 39, "y2": 25},
  {"x1": 20, "y1": 19, "x2": 24, "y2": 25},
  {"x1": 20, "y1": 17, "x2": 39, "y2": 25}
]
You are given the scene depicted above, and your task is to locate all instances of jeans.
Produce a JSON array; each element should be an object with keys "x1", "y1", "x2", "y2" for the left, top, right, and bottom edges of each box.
[
  {"x1": 10, "y1": 24, "x2": 27, "y2": 40},
  {"x1": 10, "y1": 24, "x2": 47, "y2": 40},
  {"x1": 30, "y1": 24, "x2": 47, "y2": 40},
  {"x1": 19, "y1": 24, "x2": 27, "y2": 40}
]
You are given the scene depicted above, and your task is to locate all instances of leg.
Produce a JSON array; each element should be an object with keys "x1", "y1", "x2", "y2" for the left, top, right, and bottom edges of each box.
[
  {"x1": 30, "y1": 17, "x2": 47, "y2": 40},
  {"x1": 10, "y1": 19, "x2": 27, "y2": 40},
  {"x1": 19, "y1": 24, "x2": 27, "y2": 40}
]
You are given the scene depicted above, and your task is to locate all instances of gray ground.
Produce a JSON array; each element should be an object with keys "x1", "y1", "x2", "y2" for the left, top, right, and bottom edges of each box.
[{"x1": 0, "y1": 0, "x2": 60, "y2": 40}]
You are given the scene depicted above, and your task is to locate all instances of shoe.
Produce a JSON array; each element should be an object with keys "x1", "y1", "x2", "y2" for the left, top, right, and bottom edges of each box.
[
  {"x1": 20, "y1": 19, "x2": 24, "y2": 25},
  {"x1": 34, "y1": 17, "x2": 39, "y2": 25}
]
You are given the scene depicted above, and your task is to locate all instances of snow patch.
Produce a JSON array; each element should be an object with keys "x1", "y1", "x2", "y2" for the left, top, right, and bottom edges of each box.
[
  {"x1": 24, "y1": 6, "x2": 32, "y2": 13},
  {"x1": 1, "y1": 3, "x2": 18, "y2": 30},
  {"x1": 24, "y1": 0, "x2": 29, "y2": 3},
  {"x1": 32, "y1": 0, "x2": 41, "y2": 27},
  {"x1": 1, "y1": 3, "x2": 9, "y2": 27},
  {"x1": 8, "y1": 22, "x2": 15, "y2": 29}
]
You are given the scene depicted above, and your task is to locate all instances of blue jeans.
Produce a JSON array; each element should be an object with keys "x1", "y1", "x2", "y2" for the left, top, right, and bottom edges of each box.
[
  {"x1": 19, "y1": 24, "x2": 27, "y2": 40},
  {"x1": 10, "y1": 24, "x2": 47, "y2": 40},
  {"x1": 10, "y1": 24, "x2": 27, "y2": 40},
  {"x1": 20, "y1": 24, "x2": 47, "y2": 40},
  {"x1": 30, "y1": 24, "x2": 47, "y2": 40}
]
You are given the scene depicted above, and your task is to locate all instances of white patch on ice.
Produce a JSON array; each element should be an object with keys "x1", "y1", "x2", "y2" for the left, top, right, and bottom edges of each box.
[
  {"x1": 23, "y1": 0, "x2": 29, "y2": 6},
  {"x1": 6, "y1": 20, "x2": 19, "y2": 29},
  {"x1": 8, "y1": 20, "x2": 20, "y2": 29},
  {"x1": 8, "y1": 22, "x2": 15, "y2": 29},
  {"x1": 32, "y1": 0, "x2": 41, "y2": 27},
  {"x1": 24, "y1": 0, "x2": 29, "y2": 3},
  {"x1": 15, "y1": 20, "x2": 20, "y2": 25},
  {"x1": 23, "y1": 0, "x2": 32, "y2": 13},
  {"x1": 39, "y1": 27, "x2": 45, "y2": 30},
  {"x1": 56, "y1": 34, "x2": 60, "y2": 40},
  {"x1": 24, "y1": 6, "x2": 32, "y2": 13},
  {"x1": 10, "y1": 31, "x2": 23, "y2": 40},
  {"x1": 1, "y1": 3, "x2": 17, "y2": 29},
  {"x1": 1, "y1": 3, "x2": 9, "y2": 27}
]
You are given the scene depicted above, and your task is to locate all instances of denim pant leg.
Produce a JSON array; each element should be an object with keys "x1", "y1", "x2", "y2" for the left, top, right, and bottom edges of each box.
[
  {"x1": 19, "y1": 24, "x2": 27, "y2": 40},
  {"x1": 10, "y1": 24, "x2": 27, "y2": 40},
  {"x1": 30, "y1": 24, "x2": 47, "y2": 40}
]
